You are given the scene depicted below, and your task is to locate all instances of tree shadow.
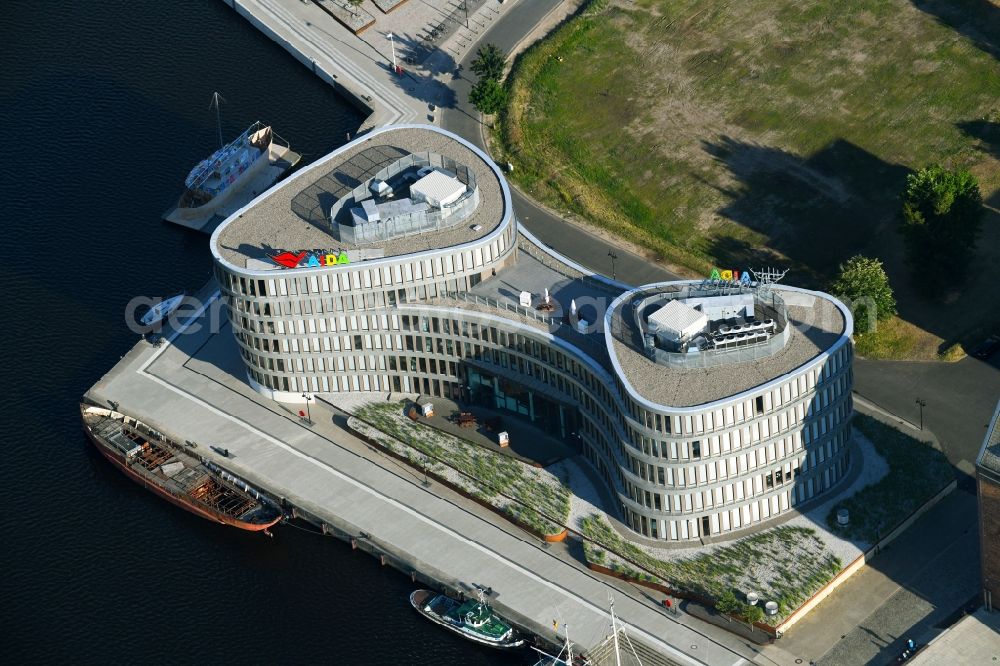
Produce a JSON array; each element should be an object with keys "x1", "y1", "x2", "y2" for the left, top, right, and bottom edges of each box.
[
  {"x1": 910, "y1": 0, "x2": 1000, "y2": 61},
  {"x1": 701, "y1": 136, "x2": 909, "y2": 286},
  {"x1": 379, "y1": 30, "x2": 459, "y2": 114},
  {"x1": 957, "y1": 118, "x2": 1000, "y2": 158}
]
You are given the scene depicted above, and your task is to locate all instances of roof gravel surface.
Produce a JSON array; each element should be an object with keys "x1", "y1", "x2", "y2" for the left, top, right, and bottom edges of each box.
[
  {"x1": 612, "y1": 291, "x2": 846, "y2": 408},
  {"x1": 215, "y1": 127, "x2": 504, "y2": 267}
]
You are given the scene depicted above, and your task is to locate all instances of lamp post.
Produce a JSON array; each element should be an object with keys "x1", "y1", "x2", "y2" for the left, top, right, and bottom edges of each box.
[
  {"x1": 386, "y1": 32, "x2": 397, "y2": 71},
  {"x1": 607, "y1": 251, "x2": 618, "y2": 281},
  {"x1": 463, "y1": 1, "x2": 469, "y2": 29},
  {"x1": 301, "y1": 392, "x2": 312, "y2": 424},
  {"x1": 915, "y1": 398, "x2": 926, "y2": 430}
]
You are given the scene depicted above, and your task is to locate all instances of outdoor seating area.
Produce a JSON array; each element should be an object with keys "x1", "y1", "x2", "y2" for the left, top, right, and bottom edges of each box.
[
  {"x1": 455, "y1": 412, "x2": 478, "y2": 428},
  {"x1": 406, "y1": 396, "x2": 575, "y2": 467}
]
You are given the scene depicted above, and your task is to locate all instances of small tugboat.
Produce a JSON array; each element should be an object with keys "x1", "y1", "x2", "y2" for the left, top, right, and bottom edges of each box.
[
  {"x1": 410, "y1": 588, "x2": 525, "y2": 649},
  {"x1": 81, "y1": 404, "x2": 282, "y2": 532}
]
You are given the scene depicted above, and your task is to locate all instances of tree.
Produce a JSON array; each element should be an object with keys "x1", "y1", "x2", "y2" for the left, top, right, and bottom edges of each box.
[
  {"x1": 830, "y1": 255, "x2": 897, "y2": 334},
  {"x1": 744, "y1": 604, "x2": 766, "y2": 625},
  {"x1": 469, "y1": 77, "x2": 507, "y2": 116},
  {"x1": 470, "y1": 43, "x2": 506, "y2": 82},
  {"x1": 900, "y1": 165, "x2": 984, "y2": 288},
  {"x1": 715, "y1": 590, "x2": 740, "y2": 618}
]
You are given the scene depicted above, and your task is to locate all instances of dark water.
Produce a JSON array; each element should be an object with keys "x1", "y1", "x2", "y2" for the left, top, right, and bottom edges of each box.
[{"x1": 0, "y1": 2, "x2": 513, "y2": 663}]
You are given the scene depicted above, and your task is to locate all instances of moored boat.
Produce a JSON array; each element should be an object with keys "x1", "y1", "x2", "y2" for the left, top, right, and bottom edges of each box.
[
  {"x1": 163, "y1": 119, "x2": 300, "y2": 231},
  {"x1": 139, "y1": 293, "x2": 185, "y2": 328},
  {"x1": 409, "y1": 589, "x2": 525, "y2": 649},
  {"x1": 81, "y1": 404, "x2": 282, "y2": 531},
  {"x1": 532, "y1": 625, "x2": 590, "y2": 666}
]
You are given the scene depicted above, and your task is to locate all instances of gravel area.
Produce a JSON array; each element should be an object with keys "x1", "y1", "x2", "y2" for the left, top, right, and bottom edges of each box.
[
  {"x1": 347, "y1": 400, "x2": 571, "y2": 534},
  {"x1": 215, "y1": 127, "x2": 506, "y2": 266},
  {"x1": 547, "y1": 458, "x2": 608, "y2": 532}
]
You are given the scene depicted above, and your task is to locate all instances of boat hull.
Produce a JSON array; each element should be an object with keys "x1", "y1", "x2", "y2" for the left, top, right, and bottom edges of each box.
[
  {"x1": 409, "y1": 590, "x2": 525, "y2": 649},
  {"x1": 83, "y1": 414, "x2": 281, "y2": 532}
]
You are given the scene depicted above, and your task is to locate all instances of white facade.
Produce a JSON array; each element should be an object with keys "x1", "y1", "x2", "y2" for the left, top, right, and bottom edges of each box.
[{"x1": 209, "y1": 125, "x2": 856, "y2": 542}]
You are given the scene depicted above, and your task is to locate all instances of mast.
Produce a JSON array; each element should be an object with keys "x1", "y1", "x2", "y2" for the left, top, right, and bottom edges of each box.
[
  {"x1": 610, "y1": 594, "x2": 621, "y2": 666},
  {"x1": 209, "y1": 92, "x2": 226, "y2": 149}
]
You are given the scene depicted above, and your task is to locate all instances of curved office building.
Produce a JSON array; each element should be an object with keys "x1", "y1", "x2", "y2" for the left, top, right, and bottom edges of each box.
[{"x1": 210, "y1": 124, "x2": 855, "y2": 542}]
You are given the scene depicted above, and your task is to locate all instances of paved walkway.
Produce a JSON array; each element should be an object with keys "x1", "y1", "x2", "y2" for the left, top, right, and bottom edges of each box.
[
  {"x1": 758, "y1": 489, "x2": 980, "y2": 666},
  {"x1": 226, "y1": 0, "x2": 519, "y2": 129},
  {"x1": 87, "y1": 290, "x2": 752, "y2": 666}
]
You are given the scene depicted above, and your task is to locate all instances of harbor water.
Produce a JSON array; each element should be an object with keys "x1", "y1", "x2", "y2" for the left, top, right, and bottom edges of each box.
[{"x1": 0, "y1": 1, "x2": 513, "y2": 663}]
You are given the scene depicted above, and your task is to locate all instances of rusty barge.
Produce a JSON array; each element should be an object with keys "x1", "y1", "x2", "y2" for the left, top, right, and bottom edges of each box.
[{"x1": 81, "y1": 404, "x2": 282, "y2": 532}]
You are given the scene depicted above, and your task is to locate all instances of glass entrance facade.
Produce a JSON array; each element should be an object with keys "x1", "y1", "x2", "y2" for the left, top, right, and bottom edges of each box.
[{"x1": 467, "y1": 368, "x2": 577, "y2": 442}]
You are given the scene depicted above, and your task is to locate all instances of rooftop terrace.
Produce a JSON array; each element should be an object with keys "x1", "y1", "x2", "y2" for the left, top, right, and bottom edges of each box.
[
  {"x1": 609, "y1": 286, "x2": 849, "y2": 408},
  {"x1": 212, "y1": 126, "x2": 506, "y2": 269}
]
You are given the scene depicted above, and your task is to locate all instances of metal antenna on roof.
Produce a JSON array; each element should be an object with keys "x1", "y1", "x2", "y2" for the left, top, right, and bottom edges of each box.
[
  {"x1": 209, "y1": 92, "x2": 226, "y2": 149},
  {"x1": 750, "y1": 267, "x2": 788, "y2": 285},
  {"x1": 750, "y1": 267, "x2": 788, "y2": 294}
]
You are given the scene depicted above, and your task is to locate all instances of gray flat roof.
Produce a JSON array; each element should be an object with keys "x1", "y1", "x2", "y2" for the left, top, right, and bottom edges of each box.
[
  {"x1": 213, "y1": 126, "x2": 505, "y2": 268},
  {"x1": 977, "y1": 399, "x2": 1000, "y2": 477},
  {"x1": 611, "y1": 287, "x2": 848, "y2": 408}
]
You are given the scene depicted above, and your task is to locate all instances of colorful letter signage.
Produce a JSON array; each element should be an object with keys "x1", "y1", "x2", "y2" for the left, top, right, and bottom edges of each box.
[
  {"x1": 709, "y1": 268, "x2": 752, "y2": 285},
  {"x1": 269, "y1": 250, "x2": 351, "y2": 269}
]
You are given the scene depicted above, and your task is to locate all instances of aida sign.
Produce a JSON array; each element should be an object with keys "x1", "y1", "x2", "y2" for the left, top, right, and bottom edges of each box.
[
  {"x1": 270, "y1": 250, "x2": 351, "y2": 269},
  {"x1": 709, "y1": 268, "x2": 752, "y2": 285}
]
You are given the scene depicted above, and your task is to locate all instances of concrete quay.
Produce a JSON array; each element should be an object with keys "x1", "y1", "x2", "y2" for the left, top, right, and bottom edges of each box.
[
  {"x1": 223, "y1": 0, "x2": 516, "y2": 130},
  {"x1": 85, "y1": 285, "x2": 748, "y2": 666}
]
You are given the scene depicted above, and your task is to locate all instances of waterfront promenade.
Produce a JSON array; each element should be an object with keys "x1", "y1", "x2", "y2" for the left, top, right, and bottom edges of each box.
[
  {"x1": 85, "y1": 286, "x2": 747, "y2": 666},
  {"x1": 224, "y1": 0, "x2": 516, "y2": 129}
]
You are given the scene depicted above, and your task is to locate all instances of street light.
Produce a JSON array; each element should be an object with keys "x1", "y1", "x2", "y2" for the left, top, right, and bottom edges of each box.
[
  {"x1": 915, "y1": 398, "x2": 927, "y2": 430},
  {"x1": 607, "y1": 251, "x2": 618, "y2": 280},
  {"x1": 386, "y1": 32, "x2": 397, "y2": 71},
  {"x1": 301, "y1": 392, "x2": 312, "y2": 424}
]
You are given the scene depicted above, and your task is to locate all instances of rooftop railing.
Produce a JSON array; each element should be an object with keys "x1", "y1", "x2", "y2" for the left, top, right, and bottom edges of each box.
[{"x1": 610, "y1": 286, "x2": 792, "y2": 370}]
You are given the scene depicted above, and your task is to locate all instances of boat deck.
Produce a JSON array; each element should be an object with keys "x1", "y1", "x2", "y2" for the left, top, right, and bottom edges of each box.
[
  {"x1": 163, "y1": 142, "x2": 302, "y2": 234},
  {"x1": 88, "y1": 412, "x2": 268, "y2": 522}
]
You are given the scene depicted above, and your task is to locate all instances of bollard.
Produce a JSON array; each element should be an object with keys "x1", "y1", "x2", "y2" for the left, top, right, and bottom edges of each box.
[
  {"x1": 380, "y1": 554, "x2": 387, "y2": 566},
  {"x1": 351, "y1": 538, "x2": 357, "y2": 550},
  {"x1": 411, "y1": 571, "x2": 417, "y2": 583}
]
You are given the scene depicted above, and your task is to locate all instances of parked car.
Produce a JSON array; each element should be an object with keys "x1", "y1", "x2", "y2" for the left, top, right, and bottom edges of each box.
[{"x1": 971, "y1": 334, "x2": 1000, "y2": 359}]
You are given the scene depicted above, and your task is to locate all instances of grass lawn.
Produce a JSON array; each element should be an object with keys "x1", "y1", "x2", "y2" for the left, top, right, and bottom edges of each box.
[
  {"x1": 826, "y1": 414, "x2": 953, "y2": 542},
  {"x1": 499, "y1": 0, "x2": 1000, "y2": 354},
  {"x1": 854, "y1": 316, "x2": 966, "y2": 361},
  {"x1": 581, "y1": 515, "x2": 842, "y2": 625},
  {"x1": 353, "y1": 402, "x2": 571, "y2": 536}
]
